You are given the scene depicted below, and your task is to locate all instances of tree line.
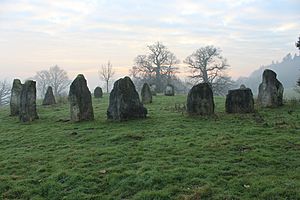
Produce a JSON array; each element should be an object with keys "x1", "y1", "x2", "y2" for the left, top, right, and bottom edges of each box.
[
  {"x1": 296, "y1": 35, "x2": 300, "y2": 87},
  {"x1": 130, "y1": 42, "x2": 235, "y2": 95},
  {"x1": 1, "y1": 36, "x2": 300, "y2": 106}
]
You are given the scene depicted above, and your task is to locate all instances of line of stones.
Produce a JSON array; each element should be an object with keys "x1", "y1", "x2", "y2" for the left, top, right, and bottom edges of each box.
[{"x1": 9, "y1": 69, "x2": 283, "y2": 122}]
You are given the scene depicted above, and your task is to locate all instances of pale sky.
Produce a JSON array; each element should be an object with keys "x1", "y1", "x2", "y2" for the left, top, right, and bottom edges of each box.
[{"x1": 0, "y1": 0, "x2": 299, "y2": 89}]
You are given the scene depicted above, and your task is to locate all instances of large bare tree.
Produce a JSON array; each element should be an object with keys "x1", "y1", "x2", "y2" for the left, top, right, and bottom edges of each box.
[
  {"x1": 0, "y1": 80, "x2": 11, "y2": 106},
  {"x1": 49, "y1": 66, "x2": 70, "y2": 96},
  {"x1": 99, "y1": 61, "x2": 115, "y2": 93},
  {"x1": 131, "y1": 42, "x2": 179, "y2": 92},
  {"x1": 184, "y1": 45, "x2": 233, "y2": 95},
  {"x1": 34, "y1": 65, "x2": 70, "y2": 97}
]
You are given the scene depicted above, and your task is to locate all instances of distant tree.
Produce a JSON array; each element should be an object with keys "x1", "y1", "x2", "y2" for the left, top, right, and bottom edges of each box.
[
  {"x1": 49, "y1": 66, "x2": 71, "y2": 97},
  {"x1": 296, "y1": 35, "x2": 300, "y2": 50},
  {"x1": 0, "y1": 80, "x2": 11, "y2": 106},
  {"x1": 296, "y1": 78, "x2": 300, "y2": 94},
  {"x1": 99, "y1": 61, "x2": 115, "y2": 93},
  {"x1": 283, "y1": 53, "x2": 292, "y2": 62},
  {"x1": 34, "y1": 70, "x2": 50, "y2": 98},
  {"x1": 165, "y1": 53, "x2": 180, "y2": 84},
  {"x1": 34, "y1": 65, "x2": 71, "y2": 97},
  {"x1": 131, "y1": 42, "x2": 179, "y2": 92},
  {"x1": 296, "y1": 35, "x2": 300, "y2": 89},
  {"x1": 212, "y1": 75, "x2": 236, "y2": 96},
  {"x1": 184, "y1": 45, "x2": 232, "y2": 94}
]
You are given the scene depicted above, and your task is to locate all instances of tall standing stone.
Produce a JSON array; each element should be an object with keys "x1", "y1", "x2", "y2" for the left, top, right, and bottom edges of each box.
[
  {"x1": 94, "y1": 87, "x2": 103, "y2": 98},
  {"x1": 164, "y1": 84, "x2": 175, "y2": 96},
  {"x1": 10, "y1": 79, "x2": 23, "y2": 116},
  {"x1": 225, "y1": 88, "x2": 254, "y2": 113},
  {"x1": 187, "y1": 83, "x2": 214, "y2": 115},
  {"x1": 69, "y1": 74, "x2": 94, "y2": 122},
  {"x1": 42, "y1": 86, "x2": 56, "y2": 105},
  {"x1": 257, "y1": 69, "x2": 284, "y2": 107},
  {"x1": 141, "y1": 83, "x2": 152, "y2": 104},
  {"x1": 19, "y1": 80, "x2": 39, "y2": 122},
  {"x1": 107, "y1": 76, "x2": 147, "y2": 121}
]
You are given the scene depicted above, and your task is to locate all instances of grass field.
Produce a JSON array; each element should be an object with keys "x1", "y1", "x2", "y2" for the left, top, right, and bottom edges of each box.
[{"x1": 0, "y1": 94, "x2": 299, "y2": 200}]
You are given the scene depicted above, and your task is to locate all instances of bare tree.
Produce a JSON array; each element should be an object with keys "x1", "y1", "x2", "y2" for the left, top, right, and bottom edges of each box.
[
  {"x1": 184, "y1": 45, "x2": 232, "y2": 94},
  {"x1": 212, "y1": 75, "x2": 236, "y2": 96},
  {"x1": 133, "y1": 55, "x2": 155, "y2": 80},
  {"x1": 164, "y1": 52, "x2": 180, "y2": 84},
  {"x1": 296, "y1": 35, "x2": 300, "y2": 51},
  {"x1": 34, "y1": 65, "x2": 70, "y2": 97},
  {"x1": 99, "y1": 61, "x2": 115, "y2": 93},
  {"x1": 49, "y1": 65, "x2": 70, "y2": 97},
  {"x1": 0, "y1": 80, "x2": 11, "y2": 106},
  {"x1": 131, "y1": 42, "x2": 179, "y2": 92},
  {"x1": 34, "y1": 70, "x2": 50, "y2": 98}
]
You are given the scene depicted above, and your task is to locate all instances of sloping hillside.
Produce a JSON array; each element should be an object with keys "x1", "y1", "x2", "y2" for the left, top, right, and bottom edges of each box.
[{"x1": 237, "y1": 53, "x2": 300, "y2": 95}]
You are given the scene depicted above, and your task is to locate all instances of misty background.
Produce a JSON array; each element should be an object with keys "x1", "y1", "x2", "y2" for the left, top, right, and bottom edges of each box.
[{"x1": 0, "y1": 0, "x2": 299, "y2": 100}]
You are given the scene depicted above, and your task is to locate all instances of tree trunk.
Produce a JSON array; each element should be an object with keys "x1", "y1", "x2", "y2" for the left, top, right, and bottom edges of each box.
[
  {"x1": 106, "y1": 80, "x2": 109, "y2": 93},
  {"x1": 155, "y1": 65, "x2": 162, "y2": 92},
  {"x1": 202, "y1": 67, "x2": 209, "y2": 83}
]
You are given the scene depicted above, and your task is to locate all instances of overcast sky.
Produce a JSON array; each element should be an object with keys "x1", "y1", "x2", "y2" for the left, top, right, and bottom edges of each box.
[{"x1": 0, "y1": 0, "x2": 299, "y2": 89}]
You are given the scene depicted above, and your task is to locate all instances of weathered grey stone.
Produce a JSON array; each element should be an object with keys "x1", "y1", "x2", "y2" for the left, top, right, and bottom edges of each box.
[
  {"x1": 10, "y1": 79, "x2": 23, "y2": 116},
  {"x1": 187, "y1": 83, "x2": 214, "y2": 115},
  {"x1": 69, "y1": 74, "x2": 94, "y2": 122},
  {"x1": 107, "y1": 76, "x2": 147, "y2": 121},
  {"x1": 94, "y1": 87, "x2": 103, "y2": 98},
  {"x1": 42, "y1": 86, "x2": 56, "y2": 105},
  {"x1": 225, "y1": 88, "x2": 254, "y2": 113},
  {"x1": 150, "y1": 84, "x2": 157, "y2": 96},
  {"x1": 257, "y1": 69, "x2": 284, "y2": 107},
  {"x1": 164, "y1": 84, "x2": 175, "y2": 96},
  {"x1": 19, "y1": 80, "x2": 39, "y2": 122},
  {"x1": 240, "y1": 84, "x2": 246, "y2": 89},
  {"x1": 141, "y1": 83, "x2": 152, "y2": 104}
]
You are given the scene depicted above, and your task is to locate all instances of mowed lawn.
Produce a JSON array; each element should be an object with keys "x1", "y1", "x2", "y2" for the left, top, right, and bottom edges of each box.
[{"x1": 0, "y1": 94, "x2": 299, "y2": 200}]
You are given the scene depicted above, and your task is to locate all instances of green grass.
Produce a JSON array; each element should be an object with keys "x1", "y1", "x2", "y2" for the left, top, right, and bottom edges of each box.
[{"x1": 0, "y1": 94, "x2": 299, "y2": 200}]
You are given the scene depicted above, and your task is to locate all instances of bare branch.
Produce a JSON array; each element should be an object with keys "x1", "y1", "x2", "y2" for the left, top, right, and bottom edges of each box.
[
  {"x1": 0, "y1": 80, "x2": 11, "y2": 106},
  {"x1": 184, "y1": 45, "x2": 234, "y2": 94},
  {"x1": 34, "y1": 66, "x2": 70, "y2": 98},
  {"x1": 131, "y1": 42, "x2": 180, "y2": 92}
]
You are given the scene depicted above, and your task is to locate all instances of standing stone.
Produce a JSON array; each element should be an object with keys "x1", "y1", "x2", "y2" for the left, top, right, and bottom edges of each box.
[
  {"x1": 225, "y1": 88, "x2": 254, "y2": 113},
  {"x1": 42, "y1": 86, "x2": 56, "y2": 105},
  {"x1": 107, "y1": 76, "x2": 147, "y2": 121},
  {"x1": 141, "y1": 83, "x2": 152, "y2": 104},
  {"x1": 69, "y1": 74, "x2": 94, "y2": 122},
  {"x1": 19, "y1": 80, "x2": 39, "y2": 122},
  {"x1": 94, "y1": 87, "x2": 103, "y2": 98},
  {"x1": 240, "y1": 84, "x2": 246, "y2": 89},
  {"x1": 10, "y1": 79, "x2": 23, "y2": 116},
  {"x1": 257, "y1": 69, "x2": 284, "y2": 107},
  {"x1": 150, "y1": 84, "x2": 157, "y2": 96},
  {"x1": 187, "y1": 83, "x2": 214, "y2": 115},
  {"x1": 164, "y1": 84, "x2": 175, "y2": 96}
]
